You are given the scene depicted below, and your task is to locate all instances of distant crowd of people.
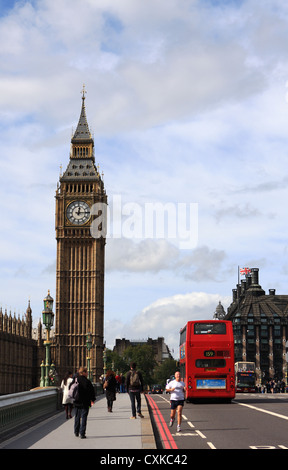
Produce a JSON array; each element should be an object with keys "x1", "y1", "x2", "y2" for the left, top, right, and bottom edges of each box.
[
  {"x1": 255, "y1": 380, "x2": 287, "y2": 393},
  {"x1": 99, "y1": 371, "x2": 127, "y2": 394}
]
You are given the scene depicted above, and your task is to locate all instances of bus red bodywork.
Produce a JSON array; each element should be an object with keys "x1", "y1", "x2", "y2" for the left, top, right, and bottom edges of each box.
[{"x1": 179, "y1": 320, "x2": 235, "y2": 401}]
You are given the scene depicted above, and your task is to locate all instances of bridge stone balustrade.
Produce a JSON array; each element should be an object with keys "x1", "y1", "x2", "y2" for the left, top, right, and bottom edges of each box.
[{"x1": 0, "y1": 388, "x2": 62, "y2": 441}]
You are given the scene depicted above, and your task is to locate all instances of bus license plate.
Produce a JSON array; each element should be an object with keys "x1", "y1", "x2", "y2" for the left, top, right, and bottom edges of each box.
[{"x1": 196, "y1": 379, "x2": 226, "y2": 389}]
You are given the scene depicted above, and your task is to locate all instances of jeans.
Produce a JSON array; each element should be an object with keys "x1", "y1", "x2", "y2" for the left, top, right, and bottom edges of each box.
[
  {"x1": 129, "y1": 391, "x2": 141, "y2": 417},
  {"x1": 74, "y1": 407, "x2": 89, "y2": 437}
]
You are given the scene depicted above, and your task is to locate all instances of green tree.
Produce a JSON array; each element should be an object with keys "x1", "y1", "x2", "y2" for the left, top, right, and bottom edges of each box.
[
  {"x1": 104, "y1": 349, "x2": 129, "y2": 373},
  {"x1": 152, "y1": 358, "x2": 178, "y2": 387},
  {"x1": 123, "y1": 344, "x2": 156, "y2": 387}
]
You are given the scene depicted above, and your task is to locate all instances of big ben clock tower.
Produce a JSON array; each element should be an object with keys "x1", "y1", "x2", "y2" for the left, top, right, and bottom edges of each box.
[{"x1": 53, "y1": 88, "x2": 107, "y2": 381}]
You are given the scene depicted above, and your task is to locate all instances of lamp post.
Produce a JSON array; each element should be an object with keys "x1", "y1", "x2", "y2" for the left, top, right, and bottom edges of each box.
[
  {"x1": 41, "y1": 290, "x2": 55, "y2": 387},
  {"x1": 103, "y1": 345, "x2": 107, "y2": 378},
  {"x1": 86, "y1": 332, "x2": 92, "y2": 381}
]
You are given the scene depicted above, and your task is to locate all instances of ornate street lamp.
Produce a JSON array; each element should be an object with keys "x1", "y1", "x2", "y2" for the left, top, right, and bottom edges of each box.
[
  {"x1": 86, "y1": 332, "x2": 92, "y2": 381},
  {"x1": 41, "y1": 290, "x2": 55, "y2": 387},
  {"x1": 103, "y1": 345, "x2": 107, "y2": 378}
]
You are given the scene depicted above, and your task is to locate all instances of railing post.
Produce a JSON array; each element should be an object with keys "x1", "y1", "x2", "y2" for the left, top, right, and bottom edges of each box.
[{"x1": 40, "y1": 361, "x2": 45, "y2": 387}]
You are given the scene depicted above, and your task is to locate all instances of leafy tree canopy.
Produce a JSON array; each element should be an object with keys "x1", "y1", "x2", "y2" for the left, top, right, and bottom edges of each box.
[{"x1": 103, "y1": 346, "x2": 178, "y2": 388}]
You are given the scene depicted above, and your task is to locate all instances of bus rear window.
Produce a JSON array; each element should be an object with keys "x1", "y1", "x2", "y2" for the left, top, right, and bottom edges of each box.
[
  {"x1": 196, "y1": 359, "x2": 226, "y2": 368},
  {"x1": 194, "y1": 323, "x2": 226, "y2": 335}
]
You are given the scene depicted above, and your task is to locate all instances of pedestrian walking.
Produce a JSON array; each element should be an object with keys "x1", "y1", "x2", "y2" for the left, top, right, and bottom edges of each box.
[
  {"x1": 126, "y1": 362, "x2": 144, "y2": 419},
  {"x1": 115, "y1": 373, "x2": 121, "y2": 393},
  {"x1": 120, "y1": 373, "x2": 126, "y2": 393},
  {"x1": 104, "y1": 370, "x2": 117, "y2": 412},
  {"x1": 61, "y1": 371, "x2": 74, "y2": 419},
  {"x1": 165, "y1": 371, "x2": 186, "y2": 432},
  {"x1": 72, "y1": 366, "x2": 95, "y2": 439}
]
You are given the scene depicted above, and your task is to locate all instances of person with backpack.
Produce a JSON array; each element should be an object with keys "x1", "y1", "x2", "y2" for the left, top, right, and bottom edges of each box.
[
  {"x1": 71, "y1": 366, "x2": 95, "y2": 439},
  {"x1": 125, "y1": 362, "x2": 144, "y2": 419}
]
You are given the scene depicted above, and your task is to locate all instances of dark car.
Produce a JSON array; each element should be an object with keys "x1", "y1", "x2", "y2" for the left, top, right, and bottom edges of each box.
[{"x1": 151, "y1": 384, "x2": 163, "y2": 394}]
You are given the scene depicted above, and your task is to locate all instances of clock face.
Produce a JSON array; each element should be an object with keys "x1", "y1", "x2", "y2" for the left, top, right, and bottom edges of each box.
[{"x1": 66, "y1": 201, "x2": 91, "y2": 225}]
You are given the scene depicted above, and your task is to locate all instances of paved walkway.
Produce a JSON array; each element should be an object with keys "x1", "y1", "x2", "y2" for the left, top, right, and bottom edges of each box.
[{"x1": 0, "y1": 393, "x2": 156, "y2": 450}]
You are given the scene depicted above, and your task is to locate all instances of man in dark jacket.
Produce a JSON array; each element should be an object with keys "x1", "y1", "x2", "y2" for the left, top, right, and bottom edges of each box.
[
  {"x1": 126, "y1": 362, "x2": 144, "y2": 419},
  {"x1": 73, "y1": 366, "x2": 95, "y2": 438}
]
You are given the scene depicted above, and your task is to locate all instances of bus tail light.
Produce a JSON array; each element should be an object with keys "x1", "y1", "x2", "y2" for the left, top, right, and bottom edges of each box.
[{"x1": 188, "y1": 376, "x2": 193, "y2": 389}]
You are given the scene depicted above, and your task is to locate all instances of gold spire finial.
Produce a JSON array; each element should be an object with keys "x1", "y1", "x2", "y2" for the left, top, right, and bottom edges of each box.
[{"x1": 81, "y1": 84, "x2": 87, "y2": 100}]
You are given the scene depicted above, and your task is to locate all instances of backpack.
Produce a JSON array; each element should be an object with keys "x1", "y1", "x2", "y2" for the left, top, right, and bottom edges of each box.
[
  {"x1": 68, "y1": 378, "x2": 79, "y2": 401},
  {"x1": 130, "y1": 370, "x2": 140, "y2": 387}
]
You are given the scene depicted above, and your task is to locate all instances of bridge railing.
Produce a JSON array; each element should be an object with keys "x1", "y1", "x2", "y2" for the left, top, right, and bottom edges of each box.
[
  {"x1": 0, "y1": 383, "x2": 103, "y2": 442},
  {"x1": 0, "y1": 388, "x2": 62, "y2": 441}
]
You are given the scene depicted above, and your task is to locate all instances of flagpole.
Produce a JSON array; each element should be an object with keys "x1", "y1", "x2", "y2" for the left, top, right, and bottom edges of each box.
[{"x1": 237, "y1": 265, "x2": 240, "y2": 312}]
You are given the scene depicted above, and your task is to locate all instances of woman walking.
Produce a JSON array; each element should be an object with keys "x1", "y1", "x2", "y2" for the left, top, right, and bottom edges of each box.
[
  {"x1": 104, "y1": 370, "x2": 117, "y2": 412},
  {"x1": 61, "y1": 371, "x2": 73, "y2": 419}
]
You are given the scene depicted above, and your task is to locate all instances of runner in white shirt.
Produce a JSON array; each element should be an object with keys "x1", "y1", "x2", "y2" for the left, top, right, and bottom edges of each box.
[{"x1": 165, "y1": 371, "x2": 186, "y2": 432}]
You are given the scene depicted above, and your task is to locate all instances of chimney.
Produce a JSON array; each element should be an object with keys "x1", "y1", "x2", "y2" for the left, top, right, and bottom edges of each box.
[
  {"x1": 251, "y1": 268, "x2": 259, "y2": 285},
  {"x1": 241, "y1": 279, "x2": 247, "y2": 294},
  {"x1": 247, "y1": 268, "x2": 265, "y2": 296},
  {"x1": 237, "y1": 284, "x2": 241, "y2": 299},
  {"x1": 269, "y1": 289, "x2": 276, "y2": 296},
  {"x1": 246, "y1": 274, "x2": 252, "y2": 287}
]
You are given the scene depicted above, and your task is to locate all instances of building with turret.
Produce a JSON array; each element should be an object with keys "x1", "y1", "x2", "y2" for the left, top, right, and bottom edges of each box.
[
  {"x1": 225, "y1": 268, "x2": 288, "y2": 384},
  {"x1": 0, "y1": 301, "x2": 44, "y2": 394}
]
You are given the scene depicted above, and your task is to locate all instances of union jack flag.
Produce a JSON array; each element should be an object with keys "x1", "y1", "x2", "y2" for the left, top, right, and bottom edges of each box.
[{"x1": 240, "y1": 267, "x2": 251, "y2": 276}]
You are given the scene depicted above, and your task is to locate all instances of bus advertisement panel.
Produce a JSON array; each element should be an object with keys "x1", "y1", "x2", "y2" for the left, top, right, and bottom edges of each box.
[
  {"x1": 235, "y1": 362, "x2": 256, "y2": 392},
  {"x1": 179, "y1": 320, "x2": 235, "y2": 401}
]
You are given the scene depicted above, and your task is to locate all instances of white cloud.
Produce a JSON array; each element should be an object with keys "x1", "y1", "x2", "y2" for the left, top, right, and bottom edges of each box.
[
  {"x1": 105, "y1": 291, "x2": 231, "y2": 357},
  {"x1": 106, "y1": 238, "x2": 179, "y2": 272},
  {"x1": 106, "y1": 238, "x2": 227, "y2": 282},
  {"x1": 0, "y1": 0, "x2": 278, "y2": 130}
]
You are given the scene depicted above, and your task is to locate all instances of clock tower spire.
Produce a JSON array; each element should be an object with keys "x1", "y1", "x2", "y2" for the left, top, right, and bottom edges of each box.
[{"x1": 53, "y1": 89, "x2": 107, "y2": 381}]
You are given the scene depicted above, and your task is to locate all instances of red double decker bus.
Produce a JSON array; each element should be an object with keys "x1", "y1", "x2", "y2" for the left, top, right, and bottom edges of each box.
[{"x1": 179, "y1": 320, "x2": 235, "y2": 401}]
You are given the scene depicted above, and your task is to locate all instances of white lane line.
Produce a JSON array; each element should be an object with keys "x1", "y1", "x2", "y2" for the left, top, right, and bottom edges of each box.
[
  {"x1": 236, "y1": 402, "x2": 288, "y2": 421},
  {"x1": 207, "y1": 442, "x2": 217, "y2": 449},
  {"x1": 160, "y1": 395, "x2": 217, "y2": 449}
]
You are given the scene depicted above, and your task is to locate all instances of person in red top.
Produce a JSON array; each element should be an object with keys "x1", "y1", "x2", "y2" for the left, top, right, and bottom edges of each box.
[{"x1": 115, "y1": 373, "x2": 121, "y2": 393}]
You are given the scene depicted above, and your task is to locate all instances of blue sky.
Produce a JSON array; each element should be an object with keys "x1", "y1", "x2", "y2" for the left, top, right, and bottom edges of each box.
[{"x1": 1, "y1": 0, "x2": 288, "y2": 357}]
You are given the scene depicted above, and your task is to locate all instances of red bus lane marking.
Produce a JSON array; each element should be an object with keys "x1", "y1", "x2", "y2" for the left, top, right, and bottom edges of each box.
[{"x1": 146, "y1": 394, "x2": 178, "y2": 449}]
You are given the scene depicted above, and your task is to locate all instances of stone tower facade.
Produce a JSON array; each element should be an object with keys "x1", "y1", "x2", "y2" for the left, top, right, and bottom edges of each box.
[
  {"x1": 0, "y1": 302, "x2": 42, "y2": 394},
  {"x1": 225, "y1": 268, "x2": 288, "y2": 383},
  {"x1": 53, "y1": 90, "x2": 107, "y2": 381}
]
